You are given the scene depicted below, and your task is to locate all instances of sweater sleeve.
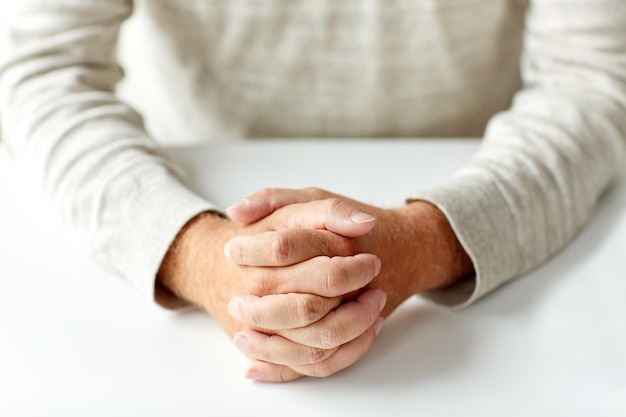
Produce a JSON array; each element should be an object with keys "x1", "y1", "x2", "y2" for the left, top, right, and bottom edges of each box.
[
  {"x1": 411, "y1": 0, "x2": 626, "y2": 307},
  {"x1": 0, "y1": 1, "x2": 214, "y2": 303}
]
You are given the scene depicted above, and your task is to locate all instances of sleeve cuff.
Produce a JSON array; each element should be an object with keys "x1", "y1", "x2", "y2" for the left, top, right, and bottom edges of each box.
[
  {"x1": 105, "y1": 169, "x2": 217, "y2": 308},
  {"x1": 408, "y1": 168, "x2": 522, "y2": 308}
]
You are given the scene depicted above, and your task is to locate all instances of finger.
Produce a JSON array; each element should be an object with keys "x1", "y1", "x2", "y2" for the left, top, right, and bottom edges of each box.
[
  {"x1": 277, "y1": 289, "x2": 386, "y2": 349},
  {"x1": 224, "y1": 228, "x2": 356, "y2": 266},
  {"x1": 290, "y1": 317, "x2": 384, "y2": 378},
  {"x1": 272, "y1": 199, "x2": 377, "y2": 238},
  {"x1": 230, "y1": 194, "x2": 376, "y2": 238},
  {"x1": 229, "y1": 253, "x2": 381, "y2": 298},
  {"x1": 227, "y1": 187, "x2": 326, "y2": 224},
  {"x1": 233, "y1": 330, "x2": 338, "y2": 366},
  {"x1": 225, "y1": 225, "x2": 381, "y2": 268},
  {"x1": 229, "y1": 293, "x2": 341, "y2": 330},
  {"x1": 246, "y1": 317, "x2": 385, "y2": 381},
  {"x1": 244, "y1": 362, "x2": 304, "y2": 383}
]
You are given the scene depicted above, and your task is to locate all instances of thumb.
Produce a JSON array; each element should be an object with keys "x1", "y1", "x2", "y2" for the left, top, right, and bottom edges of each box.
[
  {"x1": 226, "y1": 188, "x2": 320, "y2": 224},
  {"x1": 269, "y1": 198, "x2": 377, "y2": 238},
  {"x1": 227, "y1": 188, "x2": 376, "y2": 238}
]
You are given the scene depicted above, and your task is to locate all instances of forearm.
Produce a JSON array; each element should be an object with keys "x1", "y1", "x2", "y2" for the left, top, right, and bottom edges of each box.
[
  {"x1": 0, "y1": 1, "x2": 214, "y2": 300},
  {"x1": 412, "y1": 0, "x2": 626, "y2": 307}
]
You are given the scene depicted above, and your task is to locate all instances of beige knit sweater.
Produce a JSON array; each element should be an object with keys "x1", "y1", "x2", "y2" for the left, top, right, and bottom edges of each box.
[{"x1": 1, "y1": 0, "x2": 624, "y2": 307}]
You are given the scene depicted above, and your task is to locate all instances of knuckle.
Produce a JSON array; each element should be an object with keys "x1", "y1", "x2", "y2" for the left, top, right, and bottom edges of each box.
[
  {"x1": 269, "y1": 233, "x2": 291, "y2": 264},
  {"x1": 324, "y1": 197, "x2": 344, "y2": 214},
  {"x1": 289, "y1": 214, "x2": 307, "y2": 230},
  {"x1": 305, "y1": 346, "x2": 332, "y2": 364},
  {"x1": 258, "y1": 187, "x2": 285, "y2": 209},
  {"x1": 289, "y1": 295, "x2": 324, "y2": 326},
  {"x1": 319, "y1": 327, "x2": 340, "y2": 349},
  {"x1": 304, "y1": 186, "x2": 323, "y2": 198},
  {"x1": 257, "y1": 187, "x2": 275, "y2": 197},
  {"x1": 249, "y1": 308, "x2": 266, "y2": 328},
  {"x1": 321, "y1": 262, "x2": 346, "y2": 296}
]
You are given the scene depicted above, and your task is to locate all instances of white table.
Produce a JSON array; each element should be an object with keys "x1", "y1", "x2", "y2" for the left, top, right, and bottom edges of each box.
[{"x1": 1, "y1": 139, "x2": 625, "y2": 417}]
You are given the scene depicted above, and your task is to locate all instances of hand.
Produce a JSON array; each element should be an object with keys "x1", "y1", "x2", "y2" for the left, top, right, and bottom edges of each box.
[
  {"x1": 226, "y1": 188, "x2": 475, "y2": 378},
  {"x1": 157, "y1": 200, "x2": 386, "y2": 382},
  {"x1": 227, "y1": 187, "x2": 474, "y2": 315}
]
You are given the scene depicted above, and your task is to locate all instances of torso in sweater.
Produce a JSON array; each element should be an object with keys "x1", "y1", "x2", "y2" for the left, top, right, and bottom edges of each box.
[{"x1": 117, "y1": 0, "x2": 528, "y2": 144}]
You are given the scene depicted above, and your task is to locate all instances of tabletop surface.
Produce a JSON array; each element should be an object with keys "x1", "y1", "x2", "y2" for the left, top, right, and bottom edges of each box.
[{"x1": 1, "y1": 139, "x2": 625, "y2": 417}]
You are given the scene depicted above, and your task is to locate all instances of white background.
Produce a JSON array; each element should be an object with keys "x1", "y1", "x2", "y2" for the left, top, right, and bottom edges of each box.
[{"x1": 1, "y1": 139, "x2": 625, "y2": 416}]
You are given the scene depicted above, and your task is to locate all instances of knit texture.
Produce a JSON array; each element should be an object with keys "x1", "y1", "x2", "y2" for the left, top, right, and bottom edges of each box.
[{"x1": 1, "y1": 0, "x2": 624, "y2": 306}]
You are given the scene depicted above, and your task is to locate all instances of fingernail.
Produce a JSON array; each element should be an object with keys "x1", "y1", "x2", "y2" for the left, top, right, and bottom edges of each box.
[
  {"x1": 374, "y1": 257, "x2": 381, "y2": 276},
  {"x1": 228, "y1": 298, "x2": 242, "y2": 320},
  {"x1": 379, "y1": 292, "x2": 387, "y2": 311},
  {"x1": 223, "y1": 240, "x2": 232, "y2": 261},
  {"x1": 378, "y1": 291, "x2": 387, "y2": 311},
  {"x1": 234, "y1": 333, "x2": 250, "y2": 354},
  {"x1": 351, "y1": 211, "x2": 376, "y2": 224},
  {"x1": 374, "y1": 317, "x2": 385, "y2": 336}
]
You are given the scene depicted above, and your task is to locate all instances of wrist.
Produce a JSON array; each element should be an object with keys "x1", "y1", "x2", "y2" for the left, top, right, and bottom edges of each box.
[
  {"x1": 156, "y1": 211, "x2": 232, "y2": 308},
  {"x1": 363, "y1": 201, "x2": 473, "y2": 316},
  {"x1": 394, "y1": 201, "x2": 474, "y2": 291}
]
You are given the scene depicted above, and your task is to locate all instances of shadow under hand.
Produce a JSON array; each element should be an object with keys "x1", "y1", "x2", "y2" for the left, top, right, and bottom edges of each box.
[{"x1": 327, "y1": 299, "x2": 473, "y2": 389}]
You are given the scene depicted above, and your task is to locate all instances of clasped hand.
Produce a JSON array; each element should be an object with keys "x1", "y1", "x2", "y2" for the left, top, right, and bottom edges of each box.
[
  {"x1": 225, "y1": 189, "x2": 387, "y2": 382},
  {"x1": 158, "y1": 187, "x2": 471, "y2": 382}
]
